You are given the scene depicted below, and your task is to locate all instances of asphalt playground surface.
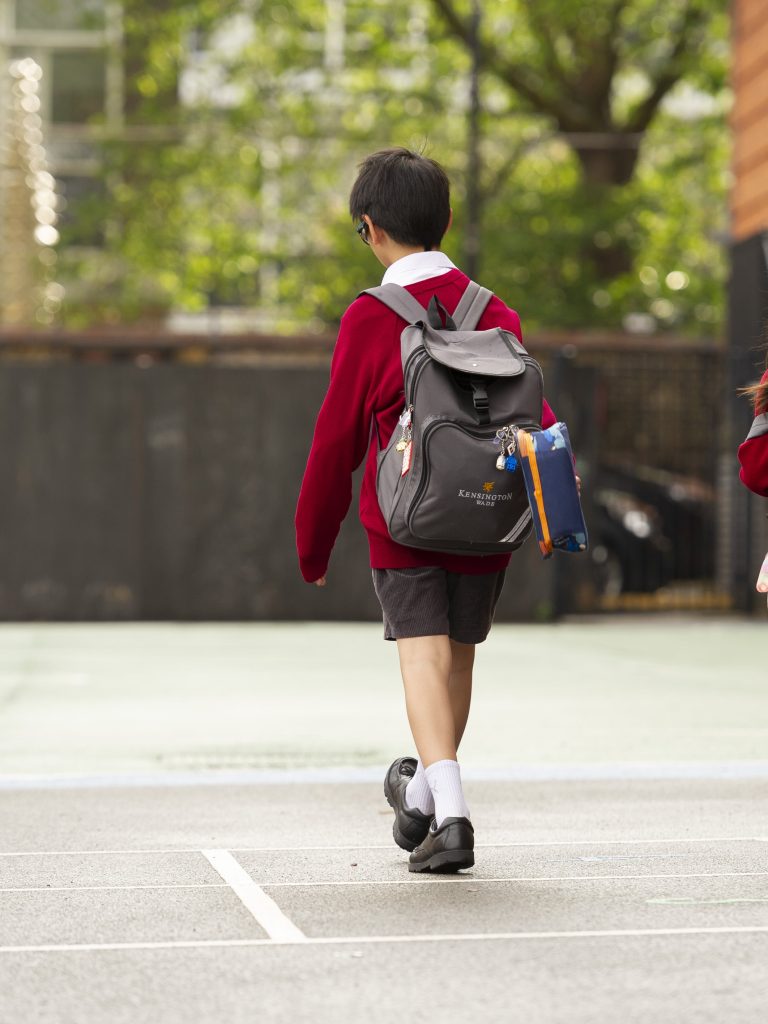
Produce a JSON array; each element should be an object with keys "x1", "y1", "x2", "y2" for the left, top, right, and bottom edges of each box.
[{"x1": 0, "y1": 617, "x2": 767, "y2": 1023}]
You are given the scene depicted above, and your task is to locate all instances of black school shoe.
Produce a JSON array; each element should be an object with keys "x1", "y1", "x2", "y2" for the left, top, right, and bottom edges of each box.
[
  {"x1": 383, "y1": 757, "x2": 432, "y2": 852},
  {"x1": 408, "y1": 816, "x2": 475, "y2": 873}
]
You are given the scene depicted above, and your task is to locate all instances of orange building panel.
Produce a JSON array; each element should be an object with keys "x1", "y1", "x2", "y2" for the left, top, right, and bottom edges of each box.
[
  {"x1": 733, "y1": 0, "x2": 768, "y2": 40},
  {"x1": 730, "y1": 60, "x2": 768, "y2": 127},
  {"x1": 733, "y1": 119, "x2": 768, "y2": 175},
  {"x1": 731, "y1": 0, "x2": 768, "y2": 240},
  {"x1": 733, "y1": 203, "x2": 768, "y2": 240},
  {"x1": 731, "y1": 13, "x2": 768, "y2": 84}
]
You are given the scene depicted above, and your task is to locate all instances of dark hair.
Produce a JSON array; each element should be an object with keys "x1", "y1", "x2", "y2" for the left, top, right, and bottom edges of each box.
[{"x1": 349, "y1": 147, "x2": 451, "y2": 251}]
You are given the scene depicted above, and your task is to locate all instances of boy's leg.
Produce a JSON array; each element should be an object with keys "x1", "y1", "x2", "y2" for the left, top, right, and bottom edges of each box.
[
  {"x1": 400, "y1": 638, "x2": 476, "y2": 814},
  {"x1": 375, "y1": 568, "x2": 487, "y2": 845},
  {"x1": 396, "y1": 636, "x2": 476, "y2": 764},
  {"x1": 397, "y1": 635, "x2": 471, "y2": 826},
  {"x1": 448, "y1": 639, "x2": 475, "y2": 749},
  {"x1": 397, "y1": 634, "x2": 456, "y2": 765}
]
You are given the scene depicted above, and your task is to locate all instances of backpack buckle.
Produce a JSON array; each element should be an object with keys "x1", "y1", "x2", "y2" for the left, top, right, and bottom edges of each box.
[{"x1": 469, "y1": 377, "x2": 490, "y2": 424}]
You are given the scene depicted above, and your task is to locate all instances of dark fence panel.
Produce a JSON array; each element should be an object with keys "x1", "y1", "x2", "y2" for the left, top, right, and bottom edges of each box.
[
  {"x1": 0, "y1": 366, "x2": 143, "y2": 617},
  {"x1": 0, "y1": 326, "x2": 735, "y2": 620},
  {"x1": 539, "y1": 342, "x2": 725, "y2": 613},
  {"x1": 0, "y1": 360, "x2": 554, "y2": 621}
]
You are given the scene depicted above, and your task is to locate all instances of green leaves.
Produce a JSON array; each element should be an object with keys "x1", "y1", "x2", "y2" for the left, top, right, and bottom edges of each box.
[{"x1": 60, "y1": 0, "x2": 728, "y2": 335}]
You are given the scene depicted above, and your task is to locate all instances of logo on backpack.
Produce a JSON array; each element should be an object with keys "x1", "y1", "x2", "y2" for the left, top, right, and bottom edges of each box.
[{"x1": 458, "y1": 488, "x2": 516, "y2": 507}]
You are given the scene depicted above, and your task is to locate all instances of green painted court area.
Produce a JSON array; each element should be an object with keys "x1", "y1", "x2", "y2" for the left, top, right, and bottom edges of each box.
[{"x1": 0, "y1": 618, "x2": 766, "y2": 1023}]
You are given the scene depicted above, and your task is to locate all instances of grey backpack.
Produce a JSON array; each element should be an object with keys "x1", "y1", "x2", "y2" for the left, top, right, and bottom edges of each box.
[{"x1": 364, "y1": 280, "x2": 544, "y2": 556}]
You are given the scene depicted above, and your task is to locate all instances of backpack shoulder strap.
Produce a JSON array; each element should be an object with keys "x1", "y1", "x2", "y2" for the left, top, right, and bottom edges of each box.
[
  {"x1": 361, "y1": 284, "x2": 428, "y2": 324},
  {"x1": 452, "y1": 280, "x2": 494, "y2": 330},
  {"x1": 364, "y1": 279, "x2": 495, "y2": 331}
]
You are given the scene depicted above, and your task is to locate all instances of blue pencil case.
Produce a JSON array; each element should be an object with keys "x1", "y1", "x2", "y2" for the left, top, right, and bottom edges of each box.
[{"x1": 516, "y1": 423, "x2": 588, "y2": 558}]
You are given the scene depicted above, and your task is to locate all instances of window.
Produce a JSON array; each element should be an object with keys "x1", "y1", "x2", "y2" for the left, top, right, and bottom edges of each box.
[
  {"x1": 14, "y1": 0, "x2": 105, "y2": 32},
  {"x1": 51, "y1": 50, "x2": 106, "y2": 123},
  {"x1": 56, "y1": 175, "x2": 106, "y2": 246}
]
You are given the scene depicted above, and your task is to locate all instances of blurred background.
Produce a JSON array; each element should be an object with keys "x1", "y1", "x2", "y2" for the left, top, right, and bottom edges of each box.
[{"x1": 0, "y1": 0, "x2": 765, "y2": 622}]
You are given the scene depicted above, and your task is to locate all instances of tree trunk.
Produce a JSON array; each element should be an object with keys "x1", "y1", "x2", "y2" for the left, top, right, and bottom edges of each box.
[
  {"x1": 569, "y1": 136, "x2": 641, "y2": 278},
  {"x1": 572, "y1": 140, "x2": 640, "y2": 188}
]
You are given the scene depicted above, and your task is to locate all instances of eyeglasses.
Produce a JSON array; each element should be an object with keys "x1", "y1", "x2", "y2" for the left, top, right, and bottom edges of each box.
[{"x1": 356, "y1": 220, "x2": 370, "y2": 245}]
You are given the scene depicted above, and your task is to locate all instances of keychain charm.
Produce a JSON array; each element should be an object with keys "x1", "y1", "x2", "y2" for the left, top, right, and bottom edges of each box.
[
  {"x1": 395, "y1": 406, "x2": 413, "y2": 454},
  {"x1": 494, "y1": 426, "x2": 514, "y2": 471},
  {"x1": 400, "y1": 440, "x2": 412, "y2": 476},
  {"x1": 504, "y1": 434, "x2": 518, "y2": 472}
]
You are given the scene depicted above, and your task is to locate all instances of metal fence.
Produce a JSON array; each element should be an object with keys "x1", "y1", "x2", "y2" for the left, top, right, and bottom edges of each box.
[
  {"x1": 1, "y1": 325, "x2": 751, "y2": 621},
  {"x1": 539, "y1": 337, "x2": 728, "y2": 613}
]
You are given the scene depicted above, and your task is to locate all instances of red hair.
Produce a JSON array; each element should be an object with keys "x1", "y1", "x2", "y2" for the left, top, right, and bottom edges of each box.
[{"x1": 741, "y1": 376, "x2": 768, "y2": 415}]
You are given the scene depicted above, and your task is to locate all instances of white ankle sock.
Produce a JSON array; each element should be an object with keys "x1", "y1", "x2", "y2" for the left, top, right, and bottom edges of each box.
[
  {"x1": 404, "y1": 759, "x2": 434, "y2": 815},
  {"x1": 424, "y1": 759, "x2": 470, "y2": 827}
]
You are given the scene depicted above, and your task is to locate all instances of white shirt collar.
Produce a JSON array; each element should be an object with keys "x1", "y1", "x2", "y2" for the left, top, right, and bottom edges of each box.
[{"x1": 381, "y1": 250, "x2": 457, "y2": 287}]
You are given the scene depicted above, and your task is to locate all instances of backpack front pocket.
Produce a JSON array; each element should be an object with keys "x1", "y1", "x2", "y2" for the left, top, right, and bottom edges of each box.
[{"x1": 405, "y1": 421, "x2": 531, "y2": 548}]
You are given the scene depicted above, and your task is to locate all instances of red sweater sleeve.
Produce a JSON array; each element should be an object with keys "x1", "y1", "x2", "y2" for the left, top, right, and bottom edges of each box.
[
  {"x1": 295, "y1": 299, "x2": 382, "y2": 582},
  {"x1": 738, "y1": 371, "x2": 768, "y2": 496}
]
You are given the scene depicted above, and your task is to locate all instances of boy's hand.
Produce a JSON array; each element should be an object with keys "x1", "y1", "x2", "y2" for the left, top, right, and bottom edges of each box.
[
  {"x1": 576, "y1": 475, "x2": 582, "y2": 496},
  {"x1": 315, "y1": 576, "x2": 327, "y2": 587}
]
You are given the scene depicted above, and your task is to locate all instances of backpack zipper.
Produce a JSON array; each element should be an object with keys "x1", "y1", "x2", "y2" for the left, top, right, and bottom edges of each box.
[{"x1": 403, "y1": 348, "x2": 430, "y2": 396}]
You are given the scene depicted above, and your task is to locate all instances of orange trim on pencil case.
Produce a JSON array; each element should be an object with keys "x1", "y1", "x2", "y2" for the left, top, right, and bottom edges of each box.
[{"x1": 519, "y1": 430, "x2": 553, "y2": 556}]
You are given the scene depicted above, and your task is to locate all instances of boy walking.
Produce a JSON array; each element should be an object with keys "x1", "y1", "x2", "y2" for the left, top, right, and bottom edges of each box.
[{"x1": 295, "y1": 148, "x2": 556, "y2": 872}]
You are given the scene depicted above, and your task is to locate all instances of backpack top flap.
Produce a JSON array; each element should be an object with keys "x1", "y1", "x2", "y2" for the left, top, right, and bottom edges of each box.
[
  {"x1": 419, "y1": 322, "x2": 527, "y2": 377},
  {"x1": 362, "y1": 280, "x2": 528, "y2": 377}
]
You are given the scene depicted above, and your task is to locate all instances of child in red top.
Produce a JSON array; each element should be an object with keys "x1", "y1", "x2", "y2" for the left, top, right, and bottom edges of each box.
[
  {"x1": 738, "y1": 367, "x2": 768, "y2": 596},
  {"x1": 738, "y1": 368, "x2": 768, "y2": 496},
  {"x1": 296, "y1": 149, "x2": 557, "y2": 872}
]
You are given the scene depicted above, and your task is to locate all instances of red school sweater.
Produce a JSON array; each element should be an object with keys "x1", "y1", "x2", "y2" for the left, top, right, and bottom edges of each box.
[
  {"x1": 738, "y1": 369, "x2": 768, "y2": 497},
  {"x1": 295, "y1": 268, "x2": 557, "y2": 583}
]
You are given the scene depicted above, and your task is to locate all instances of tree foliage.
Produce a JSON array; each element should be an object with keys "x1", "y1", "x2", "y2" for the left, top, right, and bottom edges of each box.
[{"x1": 58, "y1": 0, "x2": 729, "y2": 334}]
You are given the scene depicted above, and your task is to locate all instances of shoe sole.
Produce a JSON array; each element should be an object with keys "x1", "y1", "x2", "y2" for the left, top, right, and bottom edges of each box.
[
  {"x1": 383, "y1": 776, "x2": 420, "y2": 853},
  {"x1": 385, "y1": 770, "x2": 434, "y2": 851},
  {"x1": 408, "y1": 849, "x2": 475, "y2": 874}
]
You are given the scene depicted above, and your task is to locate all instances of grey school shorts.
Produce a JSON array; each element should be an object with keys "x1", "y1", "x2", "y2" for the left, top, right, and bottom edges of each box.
[{"x1": 371, "y1": 566, "x2": 507, "y2": 644}]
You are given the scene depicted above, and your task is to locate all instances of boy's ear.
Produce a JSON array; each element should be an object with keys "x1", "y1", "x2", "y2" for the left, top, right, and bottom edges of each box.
[
  {"x1": 446, "y1": 207, "x2": 454, "y2": 234},
  {"x1": 364, "y1": 214, "x2": 386, "y2": 247}
]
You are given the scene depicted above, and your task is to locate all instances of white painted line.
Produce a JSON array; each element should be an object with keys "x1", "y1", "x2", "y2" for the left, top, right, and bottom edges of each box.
[
  {"x1": 0, "y1": 847, "x2": 393, "y2": 857},
  {"x1": 1, "y1": 836, "x2": 766, "y2": 856},
  {"x1": 3, "y1": 925, "x2": 768, "y2": 954},
  {"x1": 257, "y1": 871, "x2": 768, "y2": 887},
  {"x1": 3, "y1": 870, "x2": 768, "y2": 893},
  {"x1": 0, "y1": 884, "x2": 228, "y2": 893},
  {"x1": 202, "y1": 849, "x2": 307, "y2": 944},
  {"x1": 647, "y1": 897, "x2": 768, "y2": 905},
  {"x1": 4, "y1": 759, "x2": 768, "y2": 788},
  {"x1": 0, "y1": 848, "x2": 223, "y2": 858},
  {"x1": 477, "y1": 837, "x2": 768, "y2": 849},
  {"x1": 578, "y1": 853, "x2": 695, "y2": 861},
  {"x1": 0, "y1": 939, "x2": 273, "y2": 953}
]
